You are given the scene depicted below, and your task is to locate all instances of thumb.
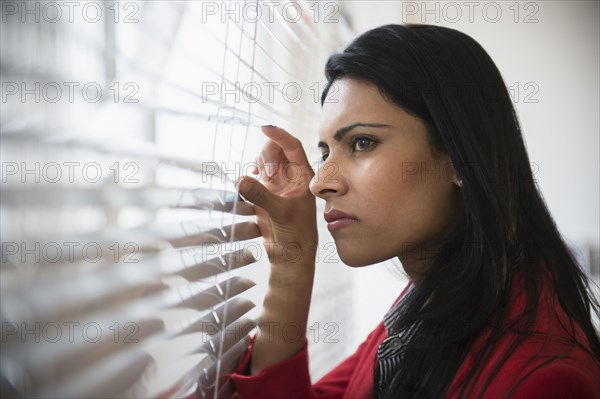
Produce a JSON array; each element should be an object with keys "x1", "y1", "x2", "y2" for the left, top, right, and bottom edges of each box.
[{"x1": 238, "y1": 175, "x2": 280, "y2": 215}]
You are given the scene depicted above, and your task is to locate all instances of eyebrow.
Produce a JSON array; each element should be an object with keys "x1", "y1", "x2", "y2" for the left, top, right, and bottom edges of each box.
[{"x1": 317, "y1": 123, "x2": 390, "y2": 148}]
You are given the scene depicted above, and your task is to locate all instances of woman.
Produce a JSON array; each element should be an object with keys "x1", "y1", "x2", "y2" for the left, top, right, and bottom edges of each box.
[{"x1": 230, "y1": 24, "x2": 600, "y2": 398}]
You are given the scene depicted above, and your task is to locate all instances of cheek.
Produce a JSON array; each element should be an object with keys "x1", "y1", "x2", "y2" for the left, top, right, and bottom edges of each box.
[
  {"x1": 396, "y1": 175, "x2": 457, "y2": 246},
  {"x1": 352, "y1": 157, "x2": 402, "y2": 189},
  {"x1": 348, "y1": 162, "x2": 391, "y2": 217},
  {"x1": 357, "y1": 158, "x2": 455, "y2": 237},
  {"x1": 352, "y1": 159, "x2": 412, "y2": 211}
]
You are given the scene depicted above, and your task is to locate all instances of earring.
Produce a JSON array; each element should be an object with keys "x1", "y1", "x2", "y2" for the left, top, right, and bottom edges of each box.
[{"x1": 456, "y1": 179, "x2": 463, "y2": 188}]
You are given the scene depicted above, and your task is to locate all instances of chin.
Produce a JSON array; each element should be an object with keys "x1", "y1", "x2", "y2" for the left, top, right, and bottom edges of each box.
[
  {"x1": 334, "y1": 239, "x2": 399, "y2": 267},
  {"x1": 336, "y1": 249, "x2": 379, "y2": 268}
]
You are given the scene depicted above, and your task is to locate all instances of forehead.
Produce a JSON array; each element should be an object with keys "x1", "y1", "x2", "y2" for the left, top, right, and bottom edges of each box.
[{"x1": 318, "y1": 79, "x2": 413, "y2": 140}]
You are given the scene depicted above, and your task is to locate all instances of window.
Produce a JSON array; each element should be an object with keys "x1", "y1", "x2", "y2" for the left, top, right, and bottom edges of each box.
[{"x1": 0, "y1": 1, "x2": 354, "y2": 397}]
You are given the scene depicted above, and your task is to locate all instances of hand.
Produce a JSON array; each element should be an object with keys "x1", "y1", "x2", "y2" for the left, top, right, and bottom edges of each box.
[{"x1": 238, "y1": 126, "x2": 317, "y2": 266}]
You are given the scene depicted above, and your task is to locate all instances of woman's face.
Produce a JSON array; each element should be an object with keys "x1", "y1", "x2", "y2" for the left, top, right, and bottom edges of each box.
[{"x1": 310, "y1": 79, "x2": 463, "y2": 274}]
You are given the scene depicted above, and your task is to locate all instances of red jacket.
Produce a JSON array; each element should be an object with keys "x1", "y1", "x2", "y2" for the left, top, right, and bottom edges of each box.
[{"x1": 231, "y1": 277, "x2": 600, "y2": 398}]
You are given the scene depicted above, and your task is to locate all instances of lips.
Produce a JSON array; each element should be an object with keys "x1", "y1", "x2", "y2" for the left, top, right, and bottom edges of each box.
[{"x1": 324, "y1": 209, "x2": 358, "y2": 232}]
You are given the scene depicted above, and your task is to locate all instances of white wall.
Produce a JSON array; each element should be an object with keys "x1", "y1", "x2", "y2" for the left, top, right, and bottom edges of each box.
[{"x1": 339, "y1": 0, "x2": 600, "y2": 347}]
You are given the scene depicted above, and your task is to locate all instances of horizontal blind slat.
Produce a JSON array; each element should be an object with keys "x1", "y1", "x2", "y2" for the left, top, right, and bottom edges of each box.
[
  {"x1": 1, "y1": 1, "x2": 352, "y2": 397},
  {"x1": 6, "y1": 277, "x2": 255, "y2": 383}
]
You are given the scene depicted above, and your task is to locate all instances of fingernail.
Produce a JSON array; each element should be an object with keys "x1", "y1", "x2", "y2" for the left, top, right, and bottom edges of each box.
[
  {"x1": 262, "y1": 124, "x2": 276, "y2": 129},
  {"x1": 265, "y1": 162, "x2": 277, "y2": 178}
]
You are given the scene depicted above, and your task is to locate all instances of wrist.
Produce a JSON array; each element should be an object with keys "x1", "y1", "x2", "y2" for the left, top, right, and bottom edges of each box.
[
  {"x1": 264, "y1": 239, "x2": 317, "y2": 265},
  {"x1": 268, "y1": 259, "x2": 315, "y2": 287}
]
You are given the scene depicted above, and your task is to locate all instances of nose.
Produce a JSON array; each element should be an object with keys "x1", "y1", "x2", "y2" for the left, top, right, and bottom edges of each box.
[{"x1": 309, "y1": 159, "x2": 347, "y2": 199}]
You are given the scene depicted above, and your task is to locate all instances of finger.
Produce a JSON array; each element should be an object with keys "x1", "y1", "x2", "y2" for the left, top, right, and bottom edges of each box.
[
  {"x1": 250, "y1": 158, "x2": 259, "y2": 175},
  {"x1": 219, "y1": 200, "x2": 255, "y2": 216},
  {"x1": 255, "y1": 155, "x2": 265, "y2": 180},
  {"x1": 237, "y1": 175, "x2": 281, "y2": 217},
  {"x1": 259, "y1": 141, "x2": 284, "y2": 180},
  {"x1": 256, "y1": 154, "x2": 275, "y2": 182},
  {"x1": 261, "y1": 125, "x2": 311, "y2": 168}
]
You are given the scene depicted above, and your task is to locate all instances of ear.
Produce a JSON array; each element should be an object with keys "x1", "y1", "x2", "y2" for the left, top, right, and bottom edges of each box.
[{"x1": 442, "y1": 155, "x2": 461, "y2": 187}]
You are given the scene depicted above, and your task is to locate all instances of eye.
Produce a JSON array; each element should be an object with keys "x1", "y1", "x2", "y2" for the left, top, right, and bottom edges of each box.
[
  {"x1": 319, "y1": 151, "x2": 329, "y2": 162},
  {"x1": 351, "y1": 136, "x2": 376, "y2": 152}
]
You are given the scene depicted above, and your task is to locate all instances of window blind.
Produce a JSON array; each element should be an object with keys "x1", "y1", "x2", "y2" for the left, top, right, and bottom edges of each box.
[{"x1": 0, "y1": 1, "x2": 354, "y2": 397}]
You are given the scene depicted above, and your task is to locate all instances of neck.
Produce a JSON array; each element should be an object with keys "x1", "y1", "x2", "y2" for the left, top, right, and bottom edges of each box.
[{"x1": 398, "y1": 238, "x2": 445, "y2": 284}]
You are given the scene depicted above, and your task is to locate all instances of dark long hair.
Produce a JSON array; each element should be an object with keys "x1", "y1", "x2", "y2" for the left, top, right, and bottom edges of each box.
[{"x1": 321, "y1": 24, "x2": 600, "y2": 398}]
